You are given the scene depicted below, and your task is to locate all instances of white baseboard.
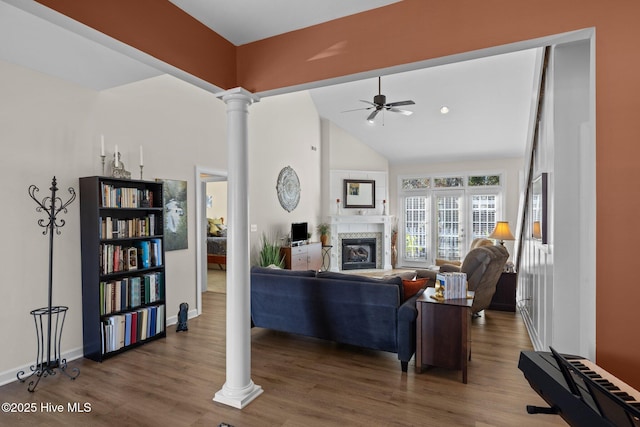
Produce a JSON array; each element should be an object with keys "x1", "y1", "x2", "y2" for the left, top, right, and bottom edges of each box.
[
  {"x1": 0, "y1": 346, "x2": 84, "y2": 387},
  {"x1": 1, "y1": 308, "x2": 200, "y2": 387}
]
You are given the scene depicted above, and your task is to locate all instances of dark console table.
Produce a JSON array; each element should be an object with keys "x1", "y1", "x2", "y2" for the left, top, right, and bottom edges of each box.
[
  {"x1": 489, "y1": 272, "x2": 517, "y2": 312},
  {"x1": 415, "y1": 287, "x2": 473, "y2": 383}
]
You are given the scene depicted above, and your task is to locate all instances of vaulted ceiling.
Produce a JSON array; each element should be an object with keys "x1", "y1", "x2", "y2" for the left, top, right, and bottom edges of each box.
[{"x1": 1, "y1": 0, "x2": 538, "y2": 164}]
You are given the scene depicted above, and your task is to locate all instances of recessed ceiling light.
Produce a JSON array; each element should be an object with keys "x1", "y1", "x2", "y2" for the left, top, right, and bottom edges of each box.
[{"x1": 440, "y1": 106, "x2": 450, "y2": 114}]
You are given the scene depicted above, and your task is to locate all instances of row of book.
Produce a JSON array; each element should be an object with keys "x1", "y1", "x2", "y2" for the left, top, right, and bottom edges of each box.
[
  {"x1": 435, "y1": 272, "x2": 469, "y2": 300},
  {"x1": 101, "y1": 305, "x2": 165, "y2": 354},
  {"x1": 100, "y1": 183, "x2": 155, "y2": 208},
  {"x1": 100, "y1": 214, "x2": 158, "y2": 239},
  {"x1": 100, "y1": 239, "x2": 162, "y2": 274},
  {"x1": 100, "y1": 271, "x2": 164, "y2": 315}
]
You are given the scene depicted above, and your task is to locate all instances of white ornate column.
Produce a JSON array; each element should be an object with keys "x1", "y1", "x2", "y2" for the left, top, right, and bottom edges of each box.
[{"x1": 213, "y1": 88, "x2": 263, "y2": 408}]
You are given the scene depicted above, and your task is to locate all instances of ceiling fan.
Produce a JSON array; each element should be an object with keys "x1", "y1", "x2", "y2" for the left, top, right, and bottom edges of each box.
[{"x1": 344, "y1": 76, "x2": 415, "y2": 123}]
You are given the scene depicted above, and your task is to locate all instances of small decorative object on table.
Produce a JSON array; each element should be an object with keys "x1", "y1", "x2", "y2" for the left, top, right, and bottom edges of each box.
[{"x1": 431, "y1": 282, "x2": 445, "y2": 301}]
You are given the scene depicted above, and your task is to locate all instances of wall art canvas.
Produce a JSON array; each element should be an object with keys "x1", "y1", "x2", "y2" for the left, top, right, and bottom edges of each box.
[{"x1": 158, "y1": 178, "x2": 188, "y2": 251}]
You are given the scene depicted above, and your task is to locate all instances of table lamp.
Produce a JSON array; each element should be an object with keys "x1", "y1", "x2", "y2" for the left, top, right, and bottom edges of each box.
[{"x1": 489, "y1": 221, "x2": 515, "y2": 246}]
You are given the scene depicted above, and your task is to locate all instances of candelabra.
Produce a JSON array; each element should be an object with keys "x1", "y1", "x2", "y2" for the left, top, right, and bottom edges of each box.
[
  {"x1": 17, "y1": 177, "x2": 80, "y2": 391},
  {"x1": 140, "y1": 164, "x2": 144, "y2": 180},
  {"x1": 101, "y1": 154, "x2": 106, "y2": 175}
]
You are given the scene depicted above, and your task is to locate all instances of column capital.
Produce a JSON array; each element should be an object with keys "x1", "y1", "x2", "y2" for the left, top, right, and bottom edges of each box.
[{"x1": 216, "y1": 87, "x2": 260, "y2": 104}]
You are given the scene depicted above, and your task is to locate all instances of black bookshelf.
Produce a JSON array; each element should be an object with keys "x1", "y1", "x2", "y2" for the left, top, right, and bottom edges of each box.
[{"x1": 79, "y1": 176, "x2": 166, "y2": 362}]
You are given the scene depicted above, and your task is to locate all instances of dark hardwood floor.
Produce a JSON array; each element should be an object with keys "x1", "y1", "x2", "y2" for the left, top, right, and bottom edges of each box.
[{"x1": 0, "y1": 291, "x2": 565, "y2": 426}]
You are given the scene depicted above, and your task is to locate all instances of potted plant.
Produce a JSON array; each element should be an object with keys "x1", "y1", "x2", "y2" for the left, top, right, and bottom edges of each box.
[
  {"x1": 258, "y1": 233, "x2": 284, "y2": 268},
  {"x1": 316, "y1": 223, "x2": 330, "y2": 246}
]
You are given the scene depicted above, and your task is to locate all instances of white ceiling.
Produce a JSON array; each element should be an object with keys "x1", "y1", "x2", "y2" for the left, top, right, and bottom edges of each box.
[
  {"x1": 168, "y1": 0, "x2": 402, "y2": 46},
  {"x1": 1, "y1": 0, "x2": 539, "y2": 164},
  {"x1": 309, "y1": 49, "x2": 540, "y2": 164}
]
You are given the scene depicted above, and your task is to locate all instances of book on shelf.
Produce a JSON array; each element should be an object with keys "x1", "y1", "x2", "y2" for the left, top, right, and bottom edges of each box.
[
  {"x1": 100, "y1": 183, "x2": 155, "y2": 208},
  {"x1": 100, "y1": 214, "x2": 159, "y2": 240},
  {"x1": 100, "y1": 273, "x2": 165, "y2": 316},
  {"x1": 100, "y1": 304, "x2": 165, "y2": 354}
]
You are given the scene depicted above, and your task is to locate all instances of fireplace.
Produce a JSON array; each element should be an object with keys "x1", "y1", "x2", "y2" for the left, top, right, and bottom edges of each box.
[{"x1": 341, "y1": 238, "x2": 377, "y2": 270}]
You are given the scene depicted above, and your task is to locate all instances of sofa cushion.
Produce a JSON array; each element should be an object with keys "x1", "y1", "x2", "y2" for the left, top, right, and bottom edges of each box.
[
  {"x1": 384, "y1": 270, "x2": 416, "y2": 281},
  {"x1": 316, "y1": 271, "x2": 404, "y2": 301},
  {"x1": 402, "y1": 278, "x2": 429, "y2": 301},
  {"x1": 250, "y1": 265, "x2": 317, "y2": 277}
]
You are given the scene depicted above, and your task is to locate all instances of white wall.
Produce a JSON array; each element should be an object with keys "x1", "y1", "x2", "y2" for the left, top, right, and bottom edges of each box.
[
  {"x1": 248, "y1": 91, "x2": 323, "y2": 261},
  {"x1": 0, "y1": 60, "x2": 230, "y2": 383},
  {"x1": 0, "y1": 61, "x2": 334, "y2": 383},
  {"x1": 206, "y1": 181, "x2": 227, "y2": 220},
  {"x1": 518, "y1": 39, "x2": 595, "y2": 359},
  {"x1": 321, "y1": 120, "x2": 389, "y2": 218}
]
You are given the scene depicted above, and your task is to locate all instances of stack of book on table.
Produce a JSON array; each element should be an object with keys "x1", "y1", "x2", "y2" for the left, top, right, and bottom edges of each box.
[{"x1": 435, "y1": 272, "x2": 468, "y2": 299}]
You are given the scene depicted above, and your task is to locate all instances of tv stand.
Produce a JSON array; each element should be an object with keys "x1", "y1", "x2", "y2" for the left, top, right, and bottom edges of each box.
[{"x1": 281, "y1": 242, "x2": 322, "y2": 271}]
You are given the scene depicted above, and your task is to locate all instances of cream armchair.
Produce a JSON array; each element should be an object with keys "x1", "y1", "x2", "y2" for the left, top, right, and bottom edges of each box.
[
  {"x1": 417, "y1": 244, "x2": 509, "y2": 315},
  {"x1": 434, "y1": 237, "x2": 494, "y2": 267}
]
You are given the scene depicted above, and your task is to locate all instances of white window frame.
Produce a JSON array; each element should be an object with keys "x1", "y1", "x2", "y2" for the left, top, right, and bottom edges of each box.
[{"x1": 397, "y1": 172, "x2": 506, "y2": 267}]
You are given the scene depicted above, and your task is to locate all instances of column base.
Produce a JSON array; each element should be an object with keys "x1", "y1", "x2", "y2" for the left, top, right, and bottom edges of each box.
[{"x1": 213, "y1": 381, "x2": 263, "y2": 409}]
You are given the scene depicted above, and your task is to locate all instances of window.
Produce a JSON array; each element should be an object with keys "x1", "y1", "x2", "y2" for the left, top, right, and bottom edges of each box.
[
  {"x1": 468, "y1": 175, "x2": 501, "y2": 186},
  {"x1": 399, "y1": 173, "x2": 504, "y2": 266},
  {"x1": 401, "y1": 177, "x2": 430, "y2": 190},
  {"x1": 471, "y1": 195, "x2": 497, "y2": 238},
  {"x1": 436, "y1": 194, "x2": 462, "y2": 261},
  {"x1": 404, "y1": 196, "x2": 428, "y2": 261},
  {"x1": 434, "y1": 177, "x2": 464, "y2": 188}
]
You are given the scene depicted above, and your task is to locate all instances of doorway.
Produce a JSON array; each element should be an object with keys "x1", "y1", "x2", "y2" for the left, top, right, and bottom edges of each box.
[{"x1": 195, "y1": 166, "x2": 227, "y2": 315}]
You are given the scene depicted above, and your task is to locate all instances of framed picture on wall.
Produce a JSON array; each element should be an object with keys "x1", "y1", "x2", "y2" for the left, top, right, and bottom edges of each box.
[
  {"x1": 157, "y1": 178, "x2": 188, "y2": 251},
  {"x1": 531, "y1": 172, "x2": 548, "y2": 244},
  {"x1": 343, "y1": 179, "x2": 375, "y2": 208}
]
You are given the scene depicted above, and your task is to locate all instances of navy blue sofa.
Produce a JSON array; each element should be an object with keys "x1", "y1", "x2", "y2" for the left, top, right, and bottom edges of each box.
[{"x1": 250, "y1": 266, "x2": 427, "y2": 371}]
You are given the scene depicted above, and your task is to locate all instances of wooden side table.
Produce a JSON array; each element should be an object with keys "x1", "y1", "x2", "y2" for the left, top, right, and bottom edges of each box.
[
  {"x1": 489, "y1": 272, "x2": 517, "y2": 312},
  {"x1": 415, "y1": 287, "x2": 473, "y2": 383}
]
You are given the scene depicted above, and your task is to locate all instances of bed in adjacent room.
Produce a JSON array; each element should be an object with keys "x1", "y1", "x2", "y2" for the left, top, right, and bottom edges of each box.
[{"x1": 207, "y1": 217, "x2": 227, "y2": 269}]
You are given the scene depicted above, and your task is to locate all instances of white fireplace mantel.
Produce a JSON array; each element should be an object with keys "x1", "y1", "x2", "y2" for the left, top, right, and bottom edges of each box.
[{"x1": 329, "y1": 215, "x2": 393, "y2": 271}]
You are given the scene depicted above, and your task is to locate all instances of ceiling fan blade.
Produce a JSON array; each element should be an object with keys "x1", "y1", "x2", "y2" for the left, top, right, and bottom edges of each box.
[
  {"x1": 341, "y1": 106, "x2": 374, "y2": 113},
  {"x1": 359, "y1": 99, "x2": 377, "y2": 107},
  {"x1": 386, "y1": 100, "x2": 415, "y2": 107},
  {"x1": 388, "y1": 107, "x2": 414, "y2": 116},
  {"x1": 366, "y1": 109, "x2": 380, "y2": 122}
]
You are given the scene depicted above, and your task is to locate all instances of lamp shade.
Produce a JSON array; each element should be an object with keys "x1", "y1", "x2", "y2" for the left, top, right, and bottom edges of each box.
[{"x1": 489, "y1": 221, "x2": 515, "y2": 243}]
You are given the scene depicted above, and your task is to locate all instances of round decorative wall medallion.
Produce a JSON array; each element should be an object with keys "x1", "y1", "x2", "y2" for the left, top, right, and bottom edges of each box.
[{"x1": 276, "y1": 166, "x2": 300, "y2": 212}]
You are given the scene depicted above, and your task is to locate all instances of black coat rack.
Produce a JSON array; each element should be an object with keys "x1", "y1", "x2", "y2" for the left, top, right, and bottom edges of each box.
[{"x1": 17, "y1": 176, "x2": 80, "y2": 391}]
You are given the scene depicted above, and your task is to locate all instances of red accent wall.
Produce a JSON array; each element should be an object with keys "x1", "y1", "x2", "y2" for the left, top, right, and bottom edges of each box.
[
  {"x1": 33, "y1": 0, "x2": 640, "y2": 389},
  {"x1": 35, "y1": 0, "x2": 236, "y2": 89}
]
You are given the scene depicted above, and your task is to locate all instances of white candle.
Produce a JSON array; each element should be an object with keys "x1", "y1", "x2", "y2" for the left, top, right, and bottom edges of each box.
[
  {"x1": 100, "y1": 135, "x2": 105, "y2": 156},
  {"x1": 139, "y1": 145, "x2": 143, "y2": 166},
  {"x1": 114, "y1": 144, "x2": 119, "y2": 167}
]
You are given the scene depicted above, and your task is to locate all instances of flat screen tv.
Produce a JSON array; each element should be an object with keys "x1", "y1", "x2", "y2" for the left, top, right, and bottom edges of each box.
[{"x1": 291, "y1": 222, "x2": 308, "y2": 245}]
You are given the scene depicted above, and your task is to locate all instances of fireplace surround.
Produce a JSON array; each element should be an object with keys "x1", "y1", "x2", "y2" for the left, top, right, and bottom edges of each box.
[
  {"x1": 341, "y1": 238, "x2": 377, "y2": 270},
  {"x1": 328, "y1": 214, "x2": 392, "y2": 271}
]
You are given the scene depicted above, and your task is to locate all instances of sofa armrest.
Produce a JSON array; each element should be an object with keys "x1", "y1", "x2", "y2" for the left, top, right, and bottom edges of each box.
[{"x1": 397, "y1": 293, "x2": 421, "y2": 366}]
